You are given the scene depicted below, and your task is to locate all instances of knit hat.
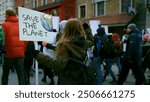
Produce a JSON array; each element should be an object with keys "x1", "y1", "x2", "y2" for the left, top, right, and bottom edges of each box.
[{"x1": 127, "y1": 23, "x2": 137, "y2": 31}]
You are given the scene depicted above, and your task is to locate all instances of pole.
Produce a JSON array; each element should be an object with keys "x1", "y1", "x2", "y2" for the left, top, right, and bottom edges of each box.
[{"x1": 35, "y1": 41, "x2": 39, "y2": 85}]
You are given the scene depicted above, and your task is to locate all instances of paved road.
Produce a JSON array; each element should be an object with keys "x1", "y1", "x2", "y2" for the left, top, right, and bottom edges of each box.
[{"x1": 0, "y1": 64, "x2": 149, "y2": 85}]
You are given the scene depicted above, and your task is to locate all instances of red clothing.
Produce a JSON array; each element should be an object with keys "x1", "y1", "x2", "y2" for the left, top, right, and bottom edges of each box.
[
  {"x1": 2, "y1": 16, "x2": 27, "y2": 58},
  {"x1": 112, "y1": 33, "x2": 119, "y2": 42}
]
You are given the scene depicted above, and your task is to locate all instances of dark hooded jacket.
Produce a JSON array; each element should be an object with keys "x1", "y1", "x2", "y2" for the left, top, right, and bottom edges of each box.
[
  {"x1": 126, "y1": 24, "x2": 142, "y2": 65},
  {"x1": 93, "y1": 26, "x2": 107, "y2": 57}
]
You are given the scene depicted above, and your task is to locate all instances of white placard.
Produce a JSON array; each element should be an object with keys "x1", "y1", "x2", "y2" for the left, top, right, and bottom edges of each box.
[
  {"x1": 18, "y1": 7, "x2": 59, "y2": 43},
  {"x1": 89, "y1": 20, "x2": 100, "y2": 36}
]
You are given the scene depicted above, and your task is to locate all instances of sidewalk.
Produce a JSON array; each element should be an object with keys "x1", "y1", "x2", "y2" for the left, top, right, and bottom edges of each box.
[
  {"x1": 0, "y1": 64, "x2": 58, "y2": 85},
  {"x1": 0, "y1": 64, "x2": 149, "y2": 85}
]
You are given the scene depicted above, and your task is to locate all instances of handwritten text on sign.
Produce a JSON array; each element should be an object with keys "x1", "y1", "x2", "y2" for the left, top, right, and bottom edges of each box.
[
  {"x1": 18, "y1": 7, "x2": 59, "y2": 42},
  {"x1": 22, "y1": 14, "x2": 48, "y2": 37}
]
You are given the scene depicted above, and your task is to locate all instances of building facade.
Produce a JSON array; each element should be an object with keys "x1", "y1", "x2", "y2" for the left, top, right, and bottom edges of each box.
[
  {"x1": 33, "y1": 0, "x2": 76, "y2": 21},
  {"x1": 1, "y1": 0, "x2": 149, "y2": 33},
  {"x1": 76, "y1": 0, "x2": 136, "y2": 34},
  {"x1": 76, "y1": 0, "x2": 150, "y2": 34},
  {"x1": 24, "y1": 0, "x2": 34, "y2": 9}
]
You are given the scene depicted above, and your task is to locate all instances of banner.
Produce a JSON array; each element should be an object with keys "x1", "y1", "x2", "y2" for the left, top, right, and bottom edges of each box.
[
  {"x1": 18, "y1": 7, "x2": 59, "y2": 43},
  {"x1": 89, "y1": 20, "x2": 109, "y2": 35}
]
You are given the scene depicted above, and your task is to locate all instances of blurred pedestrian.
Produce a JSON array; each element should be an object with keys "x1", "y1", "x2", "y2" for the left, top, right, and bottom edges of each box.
[
  {"x1": 142, "y1": 34, "x2": 150, "y2": 74},
  {"x1": 112, "y1": 33, "x2": 122, "y2": 76},
  {"x1": 1, "y1": 9, "x2": 27, "y2": 85},
  {"x1": 93, "y1": 25, "x2": 107, "y2": 84},
  {"x1": 24, "y1": 41, "x2": 35, "y2": 85},
  {"x1": 117, "y1": 23, "x2": 146, "y2": 85},
  {"x1": 0, "y1": 24, "x2": 5, "y2": 64},
  {"x1": 102, "y1": 35, "x2": 117, "y2": 84}
]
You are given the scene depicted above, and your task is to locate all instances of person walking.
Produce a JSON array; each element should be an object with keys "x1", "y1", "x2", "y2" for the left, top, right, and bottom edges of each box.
[
  {"x1": 142, "y1": 34, "x2": 150, "y2": 75},
  {"x1": 33, "y1": 18, "x2": 94, "y2": 85},
  {"x1": 93, "y1": 25, "x2": 107, "y2": 84},
  {"x1": 117, "y1": 23, "x2": 146, "y2": 85},
  {"x1": 102, "y1": 35, "x2": 117, "y2": 83},
  {"x1": 1, "y1": 9, "x2": 27, "y2": 85},
  {"x1": 24, "y1": 41, "x2": 35, "y2": 85},
  {"x1": 111, "y1": 33, "x2": 122, "y2": 76}
]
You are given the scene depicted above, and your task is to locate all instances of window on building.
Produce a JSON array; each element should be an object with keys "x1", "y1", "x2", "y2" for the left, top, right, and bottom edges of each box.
[
  {"x1": 96, "y1": 1, "x2": 105, "y2": 16},
  {"x1": 33, "y1": 0, "x2": 38, "y2": 8},
  {"x1": 79, "y1": 5, "x2": 86, "y2": 18},
  {"x1": 42, "y1": 0, "x2": 47, "y2": 5},
  {"x1": 121, "y1": 0, "x2": 132, "y2": 13}
]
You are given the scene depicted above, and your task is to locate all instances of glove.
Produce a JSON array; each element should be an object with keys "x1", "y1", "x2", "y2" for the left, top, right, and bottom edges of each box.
[{"x1": 33, "y1": 50, "x2": 40, "y2": 58}]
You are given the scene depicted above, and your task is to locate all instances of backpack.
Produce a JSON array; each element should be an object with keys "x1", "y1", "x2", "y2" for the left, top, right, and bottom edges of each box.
[
  {"x1": 100, "y1": 40, "x2": 116, "y2": 58},
  {"x1": 93, "y1": 35, "x2": 103, "y2": 57},
  {"x1": 63, "y1": 42, "x2": 97, "y2": 85},
  {"x1": 68, "y1": 57, "x2": 97, "y2": 85}
]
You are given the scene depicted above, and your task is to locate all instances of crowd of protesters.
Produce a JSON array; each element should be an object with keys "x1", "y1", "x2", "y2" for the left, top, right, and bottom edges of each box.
[{"x1": 0, "y1": 8, "x2": 150, "y2": 85}]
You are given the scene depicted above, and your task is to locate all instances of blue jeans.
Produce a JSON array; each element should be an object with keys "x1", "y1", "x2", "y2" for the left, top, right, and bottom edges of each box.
[
  {"x1": 93, "y1": 57, "x2": 103, "y2": 84},
  {"x1": 104, "y1": 59, "x2": 116, "y2": 81},
  {"x1": 114, "y1": 57, "x2": 121, "y2": 74}
]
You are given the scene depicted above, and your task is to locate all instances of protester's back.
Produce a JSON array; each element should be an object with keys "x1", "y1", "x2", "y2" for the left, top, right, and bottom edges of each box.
[
  {"x1": 112, "y1": 33, "x2": 123, "y2": 57},
  {"x1": 100, "y1": 35, "x2": 116, "y2": 59},
  {"x1": 2, "y1": 10, "x2": 27, "y2": 58},
  {"x1": 1, "y1": 9, "x2": 27, "y2": 85},
  {"x1": 93, "y1": 25, "x2": 107, "y2": 57}
]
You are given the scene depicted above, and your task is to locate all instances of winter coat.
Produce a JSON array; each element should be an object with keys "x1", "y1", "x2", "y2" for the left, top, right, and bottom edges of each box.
[
  {"x1": 2, "y1": 16, "x2": 27, "y2": 58},
  {"x1": 126, "y1": 31, "x2": 142, "y2": 65},
  {"x1": 36, "y1": 36, "x2": 94, "y2": 85}
]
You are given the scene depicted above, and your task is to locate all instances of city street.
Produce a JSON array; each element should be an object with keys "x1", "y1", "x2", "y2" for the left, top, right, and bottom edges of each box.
[{"x1": 0, "y1": 64, "x2": 149, "y2": 85}]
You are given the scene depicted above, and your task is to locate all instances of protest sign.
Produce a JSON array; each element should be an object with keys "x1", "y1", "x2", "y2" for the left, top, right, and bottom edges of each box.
[
  {"x1": 18, "y1": 7, "x2": 59, "y2": 85},
  {"x1": 89, "y1": 20, "x2": 100, "y2": 36},
  {"x1": 18, "y1": 7, "x2": 59, "y2": 43},
  {"x1": 89, "y1": 20, "x2": 109, "y2": 35}
]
